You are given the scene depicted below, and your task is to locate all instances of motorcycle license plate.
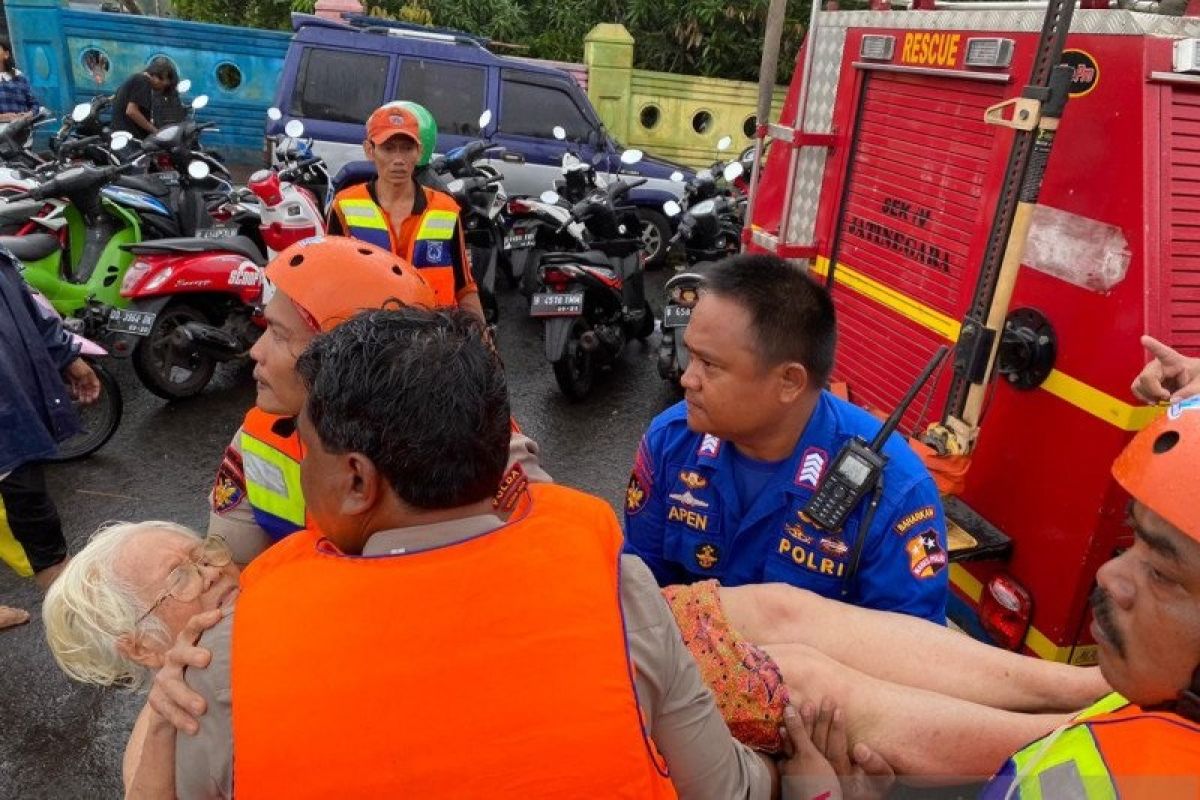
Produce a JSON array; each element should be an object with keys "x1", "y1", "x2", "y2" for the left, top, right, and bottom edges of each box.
[
  {"x1": 197, "y1": 226, "x2": 237, "y2": 240},
  {"x1": 107, "y1": 308, "x2": 157, "y2": 337},
  {"x1": 662, "y1": 305, "x2": 692, "y2": 328},
  {"x1": 503, "y1": 232, "x2": 536, "y2": 251},
  {"x1": 530, "y1": 292, "x2": 584, "y2": 317}
]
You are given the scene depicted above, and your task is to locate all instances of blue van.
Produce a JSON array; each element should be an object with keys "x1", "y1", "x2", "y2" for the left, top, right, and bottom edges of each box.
[{"x1": 270, "y1": 14, "x2": 690, "y2": 267}]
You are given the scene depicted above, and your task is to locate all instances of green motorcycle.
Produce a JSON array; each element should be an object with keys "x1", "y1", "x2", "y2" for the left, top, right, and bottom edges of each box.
[{"x1": 1, "y1": 163, "x2": 141, "y2": 337}]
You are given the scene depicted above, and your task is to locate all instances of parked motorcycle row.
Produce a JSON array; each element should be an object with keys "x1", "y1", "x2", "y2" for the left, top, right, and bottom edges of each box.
[
  {"x1": 4, "y1": 99, "x2": 749, "y2": 463},
  {"x1": 3, "y1": 87, "x2": 328, "y2": 461}
]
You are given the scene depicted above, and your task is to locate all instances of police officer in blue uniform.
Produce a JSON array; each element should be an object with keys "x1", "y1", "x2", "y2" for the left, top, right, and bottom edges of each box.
[{"x1": 624, "y1": 254, "x2": 948, "y2": 623}]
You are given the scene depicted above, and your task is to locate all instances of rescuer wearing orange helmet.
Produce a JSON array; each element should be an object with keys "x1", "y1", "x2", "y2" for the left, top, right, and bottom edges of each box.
[
  {"x1": 205, "y1": 237, "x2": 547, "y2": 564},
  {"x1": 784, "y1": 402, "x2": 1200, "y2": 799},
  {"x1": 327, "y1": 104, "x2": 485, "y2": 322},
  {"x1": 157, "y1": 306, "x2": 780, "y2": 798}
]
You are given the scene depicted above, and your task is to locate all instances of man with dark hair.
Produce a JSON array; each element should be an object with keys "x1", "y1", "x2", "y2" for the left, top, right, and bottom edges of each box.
[
  {"x1": 150, "y1": 307, "x2": 782, "y2": 799},
  {"x1": 112, "y1": 56, "x2": 177, "y2": 140},
  {"x1": 625, "y1": 253, "x2": 948, "y2": 624}
]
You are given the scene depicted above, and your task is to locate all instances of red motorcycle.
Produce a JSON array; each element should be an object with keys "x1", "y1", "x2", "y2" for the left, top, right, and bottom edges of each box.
[{"x1": 110, "y1": 141, "x2": 326, "y2": 400}]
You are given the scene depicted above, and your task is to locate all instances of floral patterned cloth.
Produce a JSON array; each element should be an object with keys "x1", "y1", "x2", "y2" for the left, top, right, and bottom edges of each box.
[{"x1": 663, "y1": 579, "x2": 790, "y2": 752}]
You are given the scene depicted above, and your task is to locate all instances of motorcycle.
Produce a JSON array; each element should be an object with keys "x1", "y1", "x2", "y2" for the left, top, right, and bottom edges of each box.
[
  {"x1": 529, "y1": 148, "x2": 654, "y2": 400},
  {"x1": 430, "y1": 110, "x2": 506, "y2": 325},
  {"x1": 1, "y1": 161, "x2": 142, "y2": 333},
  {"x1": 27, "y1": 286, "x2": 122, "y2": 461},
  {"x1": 112, "y1": 122, "x2": 327, "y2": 400},
  {"x1": 655, "y1": 158, "x2": 746, "y2": 387}
]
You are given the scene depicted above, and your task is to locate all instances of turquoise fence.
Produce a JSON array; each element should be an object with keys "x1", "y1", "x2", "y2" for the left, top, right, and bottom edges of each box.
[{"x1": 5, "y1": 0, "x2": 290, "y2": 163}]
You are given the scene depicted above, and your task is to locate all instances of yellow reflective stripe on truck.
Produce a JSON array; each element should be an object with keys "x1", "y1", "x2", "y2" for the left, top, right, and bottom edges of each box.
[{"x1": 811, "y1": 257, "x2": 1160, "y2": 433}]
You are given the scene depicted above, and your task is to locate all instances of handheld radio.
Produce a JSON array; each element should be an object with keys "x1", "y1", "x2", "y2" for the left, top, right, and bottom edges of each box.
[{"x1": 802, "y1": 346, "x2": 949, "y2": 533}]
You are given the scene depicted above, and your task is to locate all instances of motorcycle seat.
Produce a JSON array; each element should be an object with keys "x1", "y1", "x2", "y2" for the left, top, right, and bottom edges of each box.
[
  {"x1": 114, "y1": 175, "x2": 172, "y2": 198},
  {"x1": 0, "y1": 233, "x2": 60, "y2": 263},
  {"x1": 541, "y1": 250, "x2": 612, "y2": 269},
  {"x1": 123, "y1": 235, "x2": 266, "y2": 266},
  {"x1": 0, "y1": 199, "x2": 44, "y2": 227}
]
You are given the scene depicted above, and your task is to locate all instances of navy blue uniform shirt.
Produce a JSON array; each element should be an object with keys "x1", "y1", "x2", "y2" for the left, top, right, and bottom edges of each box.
[{"x1": 623, "y1": 392, "x2": 949, "y2": 624}]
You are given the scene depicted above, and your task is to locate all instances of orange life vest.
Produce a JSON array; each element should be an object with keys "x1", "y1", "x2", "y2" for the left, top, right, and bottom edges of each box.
[
  {"x1": 238, "y1": 408, "x2": 308, "y2": 541},
  {"x1": 231, "y1": 483, "x2": 678, "y2": 799},
  {"x1": 986, "y1": 692, "x2": 1200, "y2": 799},
  {"x1": 331, "y1": 182, "x2": 463, "y2": 306}
]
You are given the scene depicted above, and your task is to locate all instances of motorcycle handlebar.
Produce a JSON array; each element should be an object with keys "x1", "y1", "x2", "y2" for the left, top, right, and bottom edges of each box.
[{"x1": 279, "y1": 156, "x2": 323, "y2": 182}]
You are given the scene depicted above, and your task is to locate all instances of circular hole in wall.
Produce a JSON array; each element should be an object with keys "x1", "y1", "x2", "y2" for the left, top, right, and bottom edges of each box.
[
  {"x1": 81, "y1": 49, "x2": 110, "y2": 85},
  {"x1": 639, "y1": 104, "x2": 661, "y2": 131},
  {"x1": 216, "y1": 62, "x2": 243, "y2": 92},
  {"x1": 692, "y1": 110, "x2": 713, "y2": 135}
]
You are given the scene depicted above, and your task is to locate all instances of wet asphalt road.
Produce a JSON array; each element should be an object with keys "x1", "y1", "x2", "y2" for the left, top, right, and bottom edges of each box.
[{"x1": 0, "y1": 269, "x2": 674, "y2": 798}]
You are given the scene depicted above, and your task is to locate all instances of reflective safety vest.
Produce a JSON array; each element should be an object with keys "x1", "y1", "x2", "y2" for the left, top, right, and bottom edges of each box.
[
  {"x1": 984, "y1": 692, "x2": 1200, "y2": 800},
  {"x1": 239, "y1": 408, "x2": 306, "y2": 541},
  {"x1": 331, "y1": 182, "x2": 462, "y2": 306},
  {"x1": 232, "y1": 483, "x2": 678, "y2": 799}
]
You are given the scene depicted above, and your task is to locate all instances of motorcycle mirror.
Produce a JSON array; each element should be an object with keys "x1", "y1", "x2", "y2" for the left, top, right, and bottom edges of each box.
[
  {"x1": 447, "y1": 178, "x2": 465, "y2": 194},
  {"x1": 177, "y1": 79, "x2": 193, "y2": 94},
  {"x1": 552, "y1": 126, "x2": 566, "y2": 141},
  {"x1": 723, "y1": 162, "x2": 745, "y2": 182},
  {"x1": 663, "y1": 200, "x2": 682, "y2": 218},
  {"x1": 192, "y1": 95, "x2": 210, "y2": 110},
  {"x1": 620, "y1": 149, "x2": 644, "y2": 166},
  {"x1": 71, "y1": 103, "x2": 91, "y2": 122},
  {"x1": 267, "y1": 107, "x2": 283, "y2": 121},
  {"x1": 540, "y1": 190, "x2": 561, "y2": 205},
  {"x1": 110, "y1": 131, "x2": 133, "y2": 150},
  {"x1": 187, "y1": 160, "x2": 211, "y2": 180},
  {"x1": 478, "y1": 109, "x2": 493, "y2": 129},
  {"x1": 670, "y1": 171, "x2": 685, "y2": 183},
  {"x1": 697, "y1": 168, "x2": 713, "y2": 182},
  {"x1": 692, "y1": 199, "x2": 717, "y2": 216},
  {"x1": 284, "y1": 120, "x2": 305, "y2": 138},
  {"x1": 717, "y1": 135, "x2": 733, "y2": 152}
]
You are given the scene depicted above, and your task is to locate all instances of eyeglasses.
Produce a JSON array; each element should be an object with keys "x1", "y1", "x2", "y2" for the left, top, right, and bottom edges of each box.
[{"x1": 135, "y1": 535, "x2": 233, "y2": 626}]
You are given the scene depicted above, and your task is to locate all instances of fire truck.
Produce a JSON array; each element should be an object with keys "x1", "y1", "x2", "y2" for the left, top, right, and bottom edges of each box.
[{"x1": 745, "y1": 0, "x2": 1199, "y2": 664}]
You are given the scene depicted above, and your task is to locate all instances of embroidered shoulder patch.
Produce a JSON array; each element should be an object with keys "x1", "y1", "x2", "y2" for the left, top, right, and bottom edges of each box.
[{"x1": 211, "y1": 447, "x2": 246, "y2": 515}]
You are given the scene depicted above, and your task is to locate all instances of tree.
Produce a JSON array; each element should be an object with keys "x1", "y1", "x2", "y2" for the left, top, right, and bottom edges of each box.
[{"x1": 173, "y1": 0, "x2": 817, "y2": 82}]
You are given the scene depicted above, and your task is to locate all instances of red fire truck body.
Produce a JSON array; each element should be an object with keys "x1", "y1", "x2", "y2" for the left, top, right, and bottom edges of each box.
[{"x1": 749, "y1": 8, "x2": 1199, "y2": 663}]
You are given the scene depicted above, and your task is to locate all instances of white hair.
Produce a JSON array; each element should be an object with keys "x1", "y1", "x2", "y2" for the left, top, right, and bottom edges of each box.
[{"x1": 43, "y1": 520, "x2": 200, "y2": 690}]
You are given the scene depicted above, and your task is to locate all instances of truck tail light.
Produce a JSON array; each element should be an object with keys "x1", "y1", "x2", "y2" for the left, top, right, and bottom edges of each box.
[
  {"x1": 980, "y1": 574, "x2": 1033, "y2": 651},
  {"x1": 965, "y1": 38, "x2": 1014, "y2": 69},
  {"x1": 859, "y1": 35, "x2": 895, "y2": 62}
]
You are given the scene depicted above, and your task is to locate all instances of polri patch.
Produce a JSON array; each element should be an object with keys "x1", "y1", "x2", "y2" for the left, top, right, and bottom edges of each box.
[
  {"x1": 211, "y1": 447, "x2": 246, "y2": 515},
  {"x1": 626, "y1": 471, "x2": 648, "y2": 515},
  {"x1": 907, "y1": 529, "x2": 947, "y2": 580},
  {"x1": 694, "y1": 542, "x2": 721, "y2": 570}
]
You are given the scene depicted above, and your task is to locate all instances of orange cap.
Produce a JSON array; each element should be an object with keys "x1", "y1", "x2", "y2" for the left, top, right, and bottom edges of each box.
[
  {"x1": 1111, "y1": 400, "x2": 1200, "y2": 541},
  {"x1": 264, "y1": 236, "x2": 436, "y2": 332},
  {"x1": 365, "y1": 105, "x2": 421, "y2": 148}
]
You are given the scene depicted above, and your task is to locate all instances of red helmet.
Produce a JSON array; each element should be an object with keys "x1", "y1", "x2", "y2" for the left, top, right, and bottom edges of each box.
[{"x1": 1111, "y1": 400, "x2": 1200, "y2": 542}]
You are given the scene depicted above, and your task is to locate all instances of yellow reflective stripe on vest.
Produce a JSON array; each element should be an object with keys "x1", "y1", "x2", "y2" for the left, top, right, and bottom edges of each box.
[
  {"x1": 1075, "y1": 692, "x2": 1130, "y2": 721},
  {"x1": 239, "y1": 434, "x2": 306, "y2": 527},
  {"x1": 1007, "y1": 719, "x2": 1119, "y2": 800},
  {"x1": 416, "y1": 209, "x2": 457, "y2": 241},
  {"x1": 338, "y1": 199, "x2": 389, "y2": 231}
]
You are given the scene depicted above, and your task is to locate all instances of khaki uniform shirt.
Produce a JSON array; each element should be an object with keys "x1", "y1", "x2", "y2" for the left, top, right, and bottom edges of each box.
[
  {"x1": 176, "y1": 517, "x2": 771, "y2": 800},
  {"x1": 207, "y1": 424, "x2": 553, "y2": 564}
]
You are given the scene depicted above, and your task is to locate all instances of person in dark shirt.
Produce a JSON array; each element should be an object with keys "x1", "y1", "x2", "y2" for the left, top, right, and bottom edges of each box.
[
  {"x1": 0, "y1": 37, "x2": 39, "y2": 122},
  {"x1": 112, "y1": 56, "x2": 178, "y2": 139}
]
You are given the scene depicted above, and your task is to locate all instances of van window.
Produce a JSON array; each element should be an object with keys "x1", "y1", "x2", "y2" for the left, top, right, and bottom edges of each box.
[
  {"x1": 292, "y1": 47, "x2": 390, "y2": 124},
  {"x1": 500, "y1": 75, "x2": 591, "y2": 141},
  {"x1": 396, "y1": 60, "x2": 486, "y2": 137}
]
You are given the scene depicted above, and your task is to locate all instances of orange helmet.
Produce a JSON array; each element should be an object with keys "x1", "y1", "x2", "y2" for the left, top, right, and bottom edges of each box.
[
  {"x1": 264, "y1": 236, "x2": 436, "y2": 332},
  {"x1": 1111, "y1": 400, "x2": 1200, "y2": 542}
]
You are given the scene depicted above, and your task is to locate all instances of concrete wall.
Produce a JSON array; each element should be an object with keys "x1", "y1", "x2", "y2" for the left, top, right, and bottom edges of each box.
[{"x1": 584, "y1": 24, "x2": 785, "y2": 169}]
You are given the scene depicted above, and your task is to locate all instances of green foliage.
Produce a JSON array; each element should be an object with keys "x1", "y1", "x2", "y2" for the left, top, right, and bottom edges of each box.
[{"x1": 173, "y1": 0, "x2": 838, "y2": 82}]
